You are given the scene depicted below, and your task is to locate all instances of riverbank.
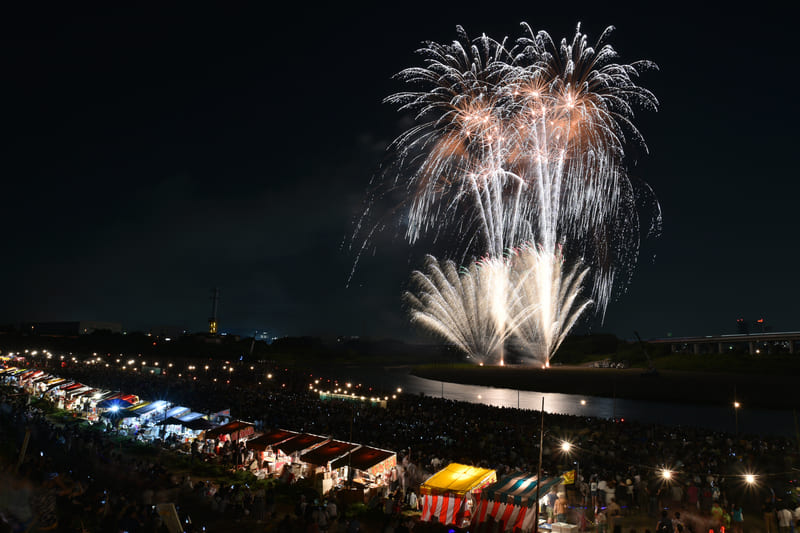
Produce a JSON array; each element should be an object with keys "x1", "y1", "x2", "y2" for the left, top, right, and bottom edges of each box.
[{"x1": 411, "y1": 365, "x2": 800, "y2": 410}]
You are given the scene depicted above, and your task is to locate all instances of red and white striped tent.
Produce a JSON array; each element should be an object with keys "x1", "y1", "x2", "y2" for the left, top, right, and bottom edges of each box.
[
  {"x1": 472, "y1": 473, "x2": 562, "y2": 532},
  {"x1": 420, "y1": 463, "x2": 496, "y2": 527}
]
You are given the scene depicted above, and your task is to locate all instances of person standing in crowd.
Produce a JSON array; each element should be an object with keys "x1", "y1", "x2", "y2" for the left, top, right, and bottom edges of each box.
[
  {"x1": 596, "y1": 509, "x2": 608, "y2": 533},
  {"x1": 608, "y1": 497, "x2": 622, "y2": 533},
  {"x1": 555, "y1": 492, "x2": 569, "y2": 523},
  {"x1": 711, "y1": 500, "x2": 724, "y2": 532},
  {"x1": 546, "y1": 487, "x2": 558, "y2": 523},
  {"x1": 763, "y1": 496, "x2": 778, "y2": 533},
  {"x1": 672, "y1": 511, "x2": 683, "y2": 533},
  {"x1": 777, "y1": 504, "x2": 793, "y2": 533},
  {"x1": 731, "y1": 503, "x2": 744, "y2": 533},
  {"x1": 656, "y1": 510, "x2": 673, "y2": 533}
]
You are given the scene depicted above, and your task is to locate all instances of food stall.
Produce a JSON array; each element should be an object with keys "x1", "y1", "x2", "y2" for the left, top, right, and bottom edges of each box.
[
  {"x1": 120, "y1": 400, "x2": 171, "y2": 438},
  {"x1": 204, "y1": 420, "x2": 256, "y2": 443},
  {"x1": 272, "y1": 433, "x2": 330, "y2": 479},
  {"x1": 472, "y1": 473, "x2": 562, "y2": 532},
  {"x1": 95, "y1": 394, "x2": 137, "y2": 415},
  {"x1": 298, "y1": 440, "x2": 360, "y2": 494},
  {"x1": 330, "y1": 445, "x2": 396, "y2": 496},
  {"x1": 420, "y1": 463, "x2": 497, "y2": 528},
  {"x1": 38, "y1": 377, "x2": 67, "y2": 395},
  {"x1": 245, "y1": 429, "x2": 299, "y2": 474},
  {"x1": 54, "y1": 383, "x2": 89, "y2": 408},
  {"x1": 156, "y1": 410, "x2": 214, "y2": 443}
]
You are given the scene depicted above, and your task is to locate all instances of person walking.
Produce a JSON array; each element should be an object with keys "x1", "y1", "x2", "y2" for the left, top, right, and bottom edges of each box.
[
  {"x1": 763, "y1": 496, "x2": 778, "y2": 533},
  {"x1": 731, "y1": 503, "x2": 744, "y2": 533}
]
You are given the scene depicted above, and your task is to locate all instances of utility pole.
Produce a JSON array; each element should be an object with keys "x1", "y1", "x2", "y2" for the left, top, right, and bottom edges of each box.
[{"x1": 534, "y1": 397, "x2": 545, "y2": 533}]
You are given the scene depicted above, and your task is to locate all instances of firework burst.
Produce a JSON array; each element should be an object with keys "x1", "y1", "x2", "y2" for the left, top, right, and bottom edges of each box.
[{"x1": 367, "y1": 22, "x2": 658, "y2": 364}]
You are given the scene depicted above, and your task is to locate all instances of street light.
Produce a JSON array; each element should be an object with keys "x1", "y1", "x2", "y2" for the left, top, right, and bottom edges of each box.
[{"x1": 734, "y1": 401, "x2": 741, "y2": 435}]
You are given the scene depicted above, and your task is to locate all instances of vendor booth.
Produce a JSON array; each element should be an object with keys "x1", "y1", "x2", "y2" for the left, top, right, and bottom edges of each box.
[
  {"x1": 420, "y1": 463, "x2": 497, "y2": 528},
  {"x1": 298, "y1": 440, "x2": 359, "y2": 494},
  {"x1": 156, "y1": 410, "x2": 213, "y2": 444},
  {"x1": 245, "y1": 429, "x2": 298, "y2": 474},
  {"x1": 204, "y1": 420, "x2": 256, "y2": 442},
  {"x1": 273, "y1": 433, "x2": 330, "y2": 479},
  {"x1": 472, "y1": 473, "x2": 562, "y2": 532},
  {"x1": 96, "y1": 395, "x2": 137, "y2": 413},
  {"x1": 276, "y1": 433, "x2": 329, "y2": 457},
  {"x1": 330, "y1": 445, "x2": 396, "y2": 490}
]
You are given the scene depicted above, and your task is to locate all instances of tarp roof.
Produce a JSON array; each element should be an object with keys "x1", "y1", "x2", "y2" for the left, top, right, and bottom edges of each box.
[
  {"x1": 119, "y1": 401, "x2": 151, "y2": 416},
  {"x1": 205, "y1": 420, "x2": 255, "y2": 439},
  {"x1": 275, "y1": 433, "x2": 329, "y2": 455},
  {"x1": 246, "y1": 429, "x2": 299, "y2": 452},
  {"x1": 127, "y1": 400, "x2": 169, "y2": 417},
  {"x1": 299, "y1": 440, "x2": 359, "y2": 466},
  {"x1": 182, "y1": 418, "x2": 217, "y2": 431},
  {"x1": 330, "y1": 446, "x2": 396, "y2": 472},
  {"x1": 96, "y1": 397, "x2": 134, "y2": 410},
  {"x1": 421, "y1": 463, "x2": 497, "y2": 496},
  {"x1": 65, "y1": 386, "x2": 93, "y2": 397},
  {"x1": 481, "y1": 473, "x2": 562, "y2": 507},
  {"x1": 164, "y1": 406, "x2": 190, "y2": 419},
  {"x1": 49, "y1": 381, "x2": 76, "y2": 391},
  {"x1": 68, "y1": 388, "x2": 97, "y2": 398},
  {"x1": 89, "y1": 390, "x2": 114, "y2": 400},
  {"x1": 177, "y1": 411, "x2": 204, "y2": 422},
  {"x1": 157, "y1": 416, "x2": 214, "y2": 431}
]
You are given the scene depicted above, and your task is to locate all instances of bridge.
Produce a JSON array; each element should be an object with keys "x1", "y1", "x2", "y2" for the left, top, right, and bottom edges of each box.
[{"x1": 649, "y1": 332, "x2": 800, "y2": 355}]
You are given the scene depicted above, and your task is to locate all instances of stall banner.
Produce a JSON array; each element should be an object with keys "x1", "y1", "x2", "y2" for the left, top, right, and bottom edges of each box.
[
  {"x1": 421, "y1": 493, "x2": 464, "y2": 525},
  {"x1": 474, "y1": 499, "x2": 532, "y2": 532},
  {"x1": 231, "y1": 425, "x2": 255, "y2": 441},
  {"x1": 562, "y1": 470, "x2": 575, "y2": 485}
]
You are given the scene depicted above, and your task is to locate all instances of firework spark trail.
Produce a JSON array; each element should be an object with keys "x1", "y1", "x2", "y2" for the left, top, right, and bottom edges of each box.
[
  {"x1": 405, "y1": 247, "x2": 591, "y2": 365},
  {"x1": 405, "y1": 254, "x2": 539, "y2": 365},
  {"x1": 510, "y1": 244, "x2": 593, "y2": 364},
  {"x1": 381, "y1": 23, "x2": 658, "y2": 364}
]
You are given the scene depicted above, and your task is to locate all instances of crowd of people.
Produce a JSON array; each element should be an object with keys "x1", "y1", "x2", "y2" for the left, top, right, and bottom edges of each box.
[{"x1": 1, "y1": 354, "x2": 799, "y2": 532}]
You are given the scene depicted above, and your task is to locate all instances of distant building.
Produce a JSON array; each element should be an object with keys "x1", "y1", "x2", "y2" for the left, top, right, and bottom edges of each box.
[{"x1": 22, "y1": 321, "x2": 122, "y2": 337}]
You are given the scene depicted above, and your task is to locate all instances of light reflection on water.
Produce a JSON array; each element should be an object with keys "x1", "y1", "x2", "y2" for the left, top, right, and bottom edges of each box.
[{"x1": 328, "y1": 366, "x2": 794, "y2": 437}]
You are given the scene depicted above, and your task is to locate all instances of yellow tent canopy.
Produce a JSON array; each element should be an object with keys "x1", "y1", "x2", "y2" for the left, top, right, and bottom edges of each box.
[{"x1": 420, "y1": 463, "x2": 497, "y2": 496}]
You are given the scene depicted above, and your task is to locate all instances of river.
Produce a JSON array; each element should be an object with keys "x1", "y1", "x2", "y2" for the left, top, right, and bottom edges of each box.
[{"x1": 311, "y1": 364, "x2": 797, "y2": 437}]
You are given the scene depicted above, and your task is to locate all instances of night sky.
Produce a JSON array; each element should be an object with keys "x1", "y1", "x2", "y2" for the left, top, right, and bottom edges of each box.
[{"x1": 2, "y1": 5, "x2": 797, "y2": 341}]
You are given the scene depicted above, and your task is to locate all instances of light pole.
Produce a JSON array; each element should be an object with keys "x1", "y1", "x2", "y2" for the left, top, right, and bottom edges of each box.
[
  {"x1": 534, "y1": 397, "x2": 545, "y2": 533},
  {"x1": 734, "y1": 401, "x2": 741, "y2": 435}
]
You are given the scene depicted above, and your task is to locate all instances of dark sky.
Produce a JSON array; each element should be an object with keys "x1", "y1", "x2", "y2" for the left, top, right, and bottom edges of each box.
[{"x1": 2, "y1": 5, "x2": 797, "y2": 341}]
